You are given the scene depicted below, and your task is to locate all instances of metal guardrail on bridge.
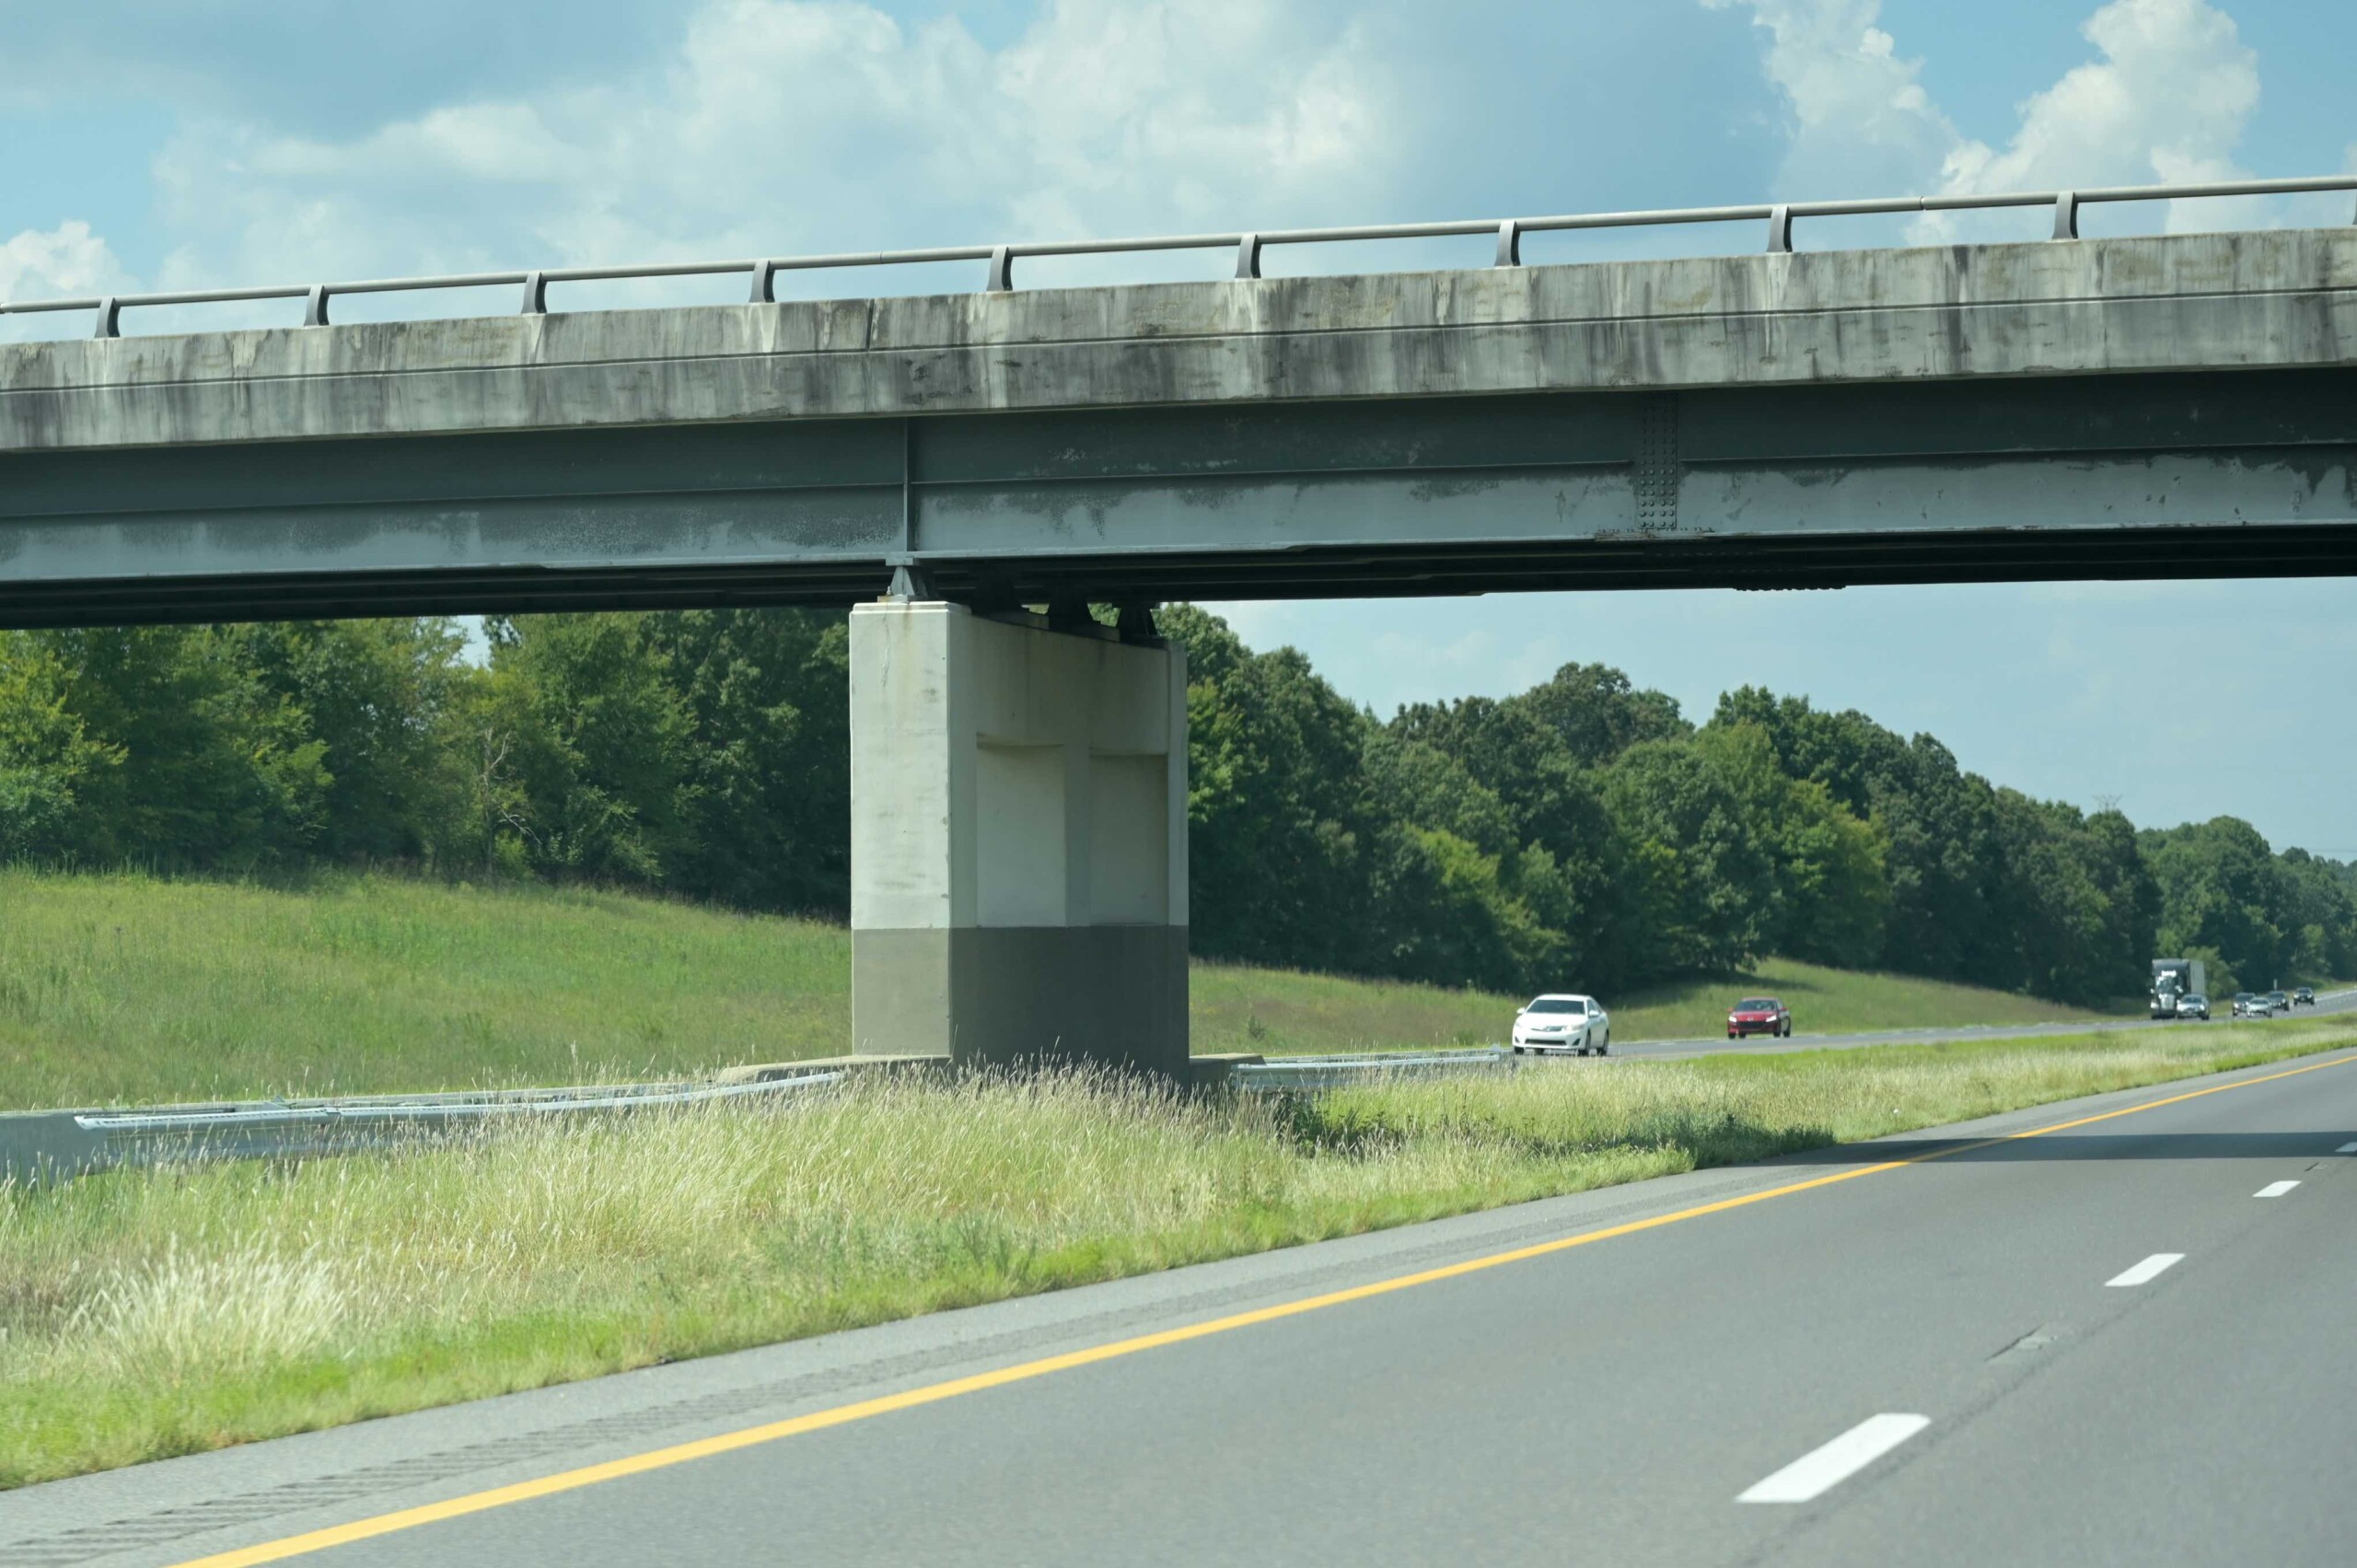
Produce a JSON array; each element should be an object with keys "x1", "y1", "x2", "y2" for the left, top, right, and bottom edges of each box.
[{"x1": 5, "y1": 174, "x2": 2354, "y2": 337}]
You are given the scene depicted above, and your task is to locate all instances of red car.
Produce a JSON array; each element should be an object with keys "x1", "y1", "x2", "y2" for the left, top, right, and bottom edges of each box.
[{"x1": 1727, "y1": 996, "x2": 1793, "y2": 1040}]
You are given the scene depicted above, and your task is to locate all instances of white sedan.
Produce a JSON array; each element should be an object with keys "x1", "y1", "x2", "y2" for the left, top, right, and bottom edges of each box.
[{"x1": 1512, "y1": 993, "x2": 1610, "y2": 1057}]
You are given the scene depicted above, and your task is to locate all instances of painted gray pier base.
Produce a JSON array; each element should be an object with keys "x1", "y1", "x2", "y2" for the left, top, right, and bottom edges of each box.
[{"x1": 849, "y1": 602, "x2": 1188, "y2": 1073}]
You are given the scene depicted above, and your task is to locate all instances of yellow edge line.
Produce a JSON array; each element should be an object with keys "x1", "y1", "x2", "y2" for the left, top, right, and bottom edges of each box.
[{"x1": 170, "y1": 1050, "x2": 2357, "y2": 1567}]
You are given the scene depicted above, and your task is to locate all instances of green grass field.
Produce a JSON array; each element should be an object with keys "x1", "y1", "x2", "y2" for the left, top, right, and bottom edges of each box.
[
  {"x1": 1193, "y1": 954, "x2": 2116, "y2": 1055},
  {"x1": 0, "y1": 870, "x2": 850, "y2": 1110},
  {"x1": 4, "y1": 1021, "x2": 2350, "y2": 1487},
  {"x1": 0, "y1": 869, "x2": 2131, "y2": 1109}
]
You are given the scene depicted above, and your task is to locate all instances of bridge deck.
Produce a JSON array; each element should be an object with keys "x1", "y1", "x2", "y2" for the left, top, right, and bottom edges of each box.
[{"x1": 2, "y1": 228, "x2": 2353, "y2": 622}]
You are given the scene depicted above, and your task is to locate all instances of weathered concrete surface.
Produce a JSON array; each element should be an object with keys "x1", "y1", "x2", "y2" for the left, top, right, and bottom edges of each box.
[
  {"x1": 5, "y1": 228, "x2": 2357, "y2": 622},
  {"x1": 6, "y1": 229, "x2": 2355, "y2": 451},
  {"x1": 848, "y1": 603, "x2": 1189, "y2": 1073}
]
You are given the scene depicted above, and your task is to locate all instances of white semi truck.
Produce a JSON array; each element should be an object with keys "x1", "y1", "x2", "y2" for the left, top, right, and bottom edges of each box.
[{"x1": 2151, "y1": 958, "x2": 2208, "y2": 1019}]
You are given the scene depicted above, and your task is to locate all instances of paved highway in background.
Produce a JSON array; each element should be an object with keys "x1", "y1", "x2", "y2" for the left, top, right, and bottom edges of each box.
[
  {"x1": 1606, "y1": 985, "x2": 2357, "y2": 1062},
  {"x1": 13, "y1": 1046, "x2": 2357, "y2": 1567}
]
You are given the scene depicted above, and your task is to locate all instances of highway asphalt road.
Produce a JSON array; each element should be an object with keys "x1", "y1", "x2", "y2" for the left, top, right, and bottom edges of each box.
[
  {"x1": 13, "y1": 1044, "x2": 2357, "y2": 1567},
  {"x1": 1604, "y1": 983, "x2": 2357, "y2": 1061}
]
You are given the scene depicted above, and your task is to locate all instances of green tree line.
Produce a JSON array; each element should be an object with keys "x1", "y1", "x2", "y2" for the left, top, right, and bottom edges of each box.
[{"x1": 2, "y1": 609, "x2": 2351, "y2": 1004}]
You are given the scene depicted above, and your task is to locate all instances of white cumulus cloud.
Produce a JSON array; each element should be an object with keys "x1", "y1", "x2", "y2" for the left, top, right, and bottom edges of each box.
[
  {"x1": 1935, "y1": 0, "x2": 2260, "y2": 229},
  {"x1": 0, "y1": 219, "x2": 131, "y2": 300},
  {"x1": 1698, "y1": 0, "x2": 1959, "y2": 198},
  {"x1": 1706, "y1": 0, "x2": 2293, "y2": 238},
  {"x1": 0, "y1": 221, "x2": 135, "y2": 340},
  {"x1": 144, "y1": 0, "x2": 1399, "y2": 294}
]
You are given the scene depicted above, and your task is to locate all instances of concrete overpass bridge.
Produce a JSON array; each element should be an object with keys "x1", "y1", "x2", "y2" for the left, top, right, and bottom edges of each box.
[{"x1": 6, "y1": 175, "x2": 2355, "y2": 1073}]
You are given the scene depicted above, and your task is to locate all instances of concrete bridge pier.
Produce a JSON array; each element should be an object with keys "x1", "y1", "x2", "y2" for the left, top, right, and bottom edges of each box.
[{"x1": 848, "y1": 598, "x2": 1189, "y2": 1074}]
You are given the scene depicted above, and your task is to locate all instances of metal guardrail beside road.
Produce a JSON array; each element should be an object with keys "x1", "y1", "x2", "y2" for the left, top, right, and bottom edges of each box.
[
  {"x1": 0, "y1": 1071, "x2": 845, "y2": 1186},
  {"x1": 1227, "y1": 1047, "x2": 1515, "y2": 1091},
  {"x1": 0, "y1": 1051, "x2": 1525, "y2": 1182},
  {"x1": 4, "y1": 174, "x2": 2353, "y2": 337},
  {"x1": 15, "y1": 1002, "x2": 2340, "y2": 1183}
]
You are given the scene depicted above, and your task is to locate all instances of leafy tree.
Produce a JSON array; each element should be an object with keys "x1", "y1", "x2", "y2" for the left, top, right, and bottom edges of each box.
[
  {"x1": 1364, "y1": 824, "x2": 1565, "y2": 992},
  {"x1": 2276, "y1": 848, "x2": 2357, "y2": 981},
  {"x1": 1363, "y1": 731, "x2": 1517, "y2": 860},
  {"x1": 232, "y1": 620, "x2": 471, "y2": 865},
  {"x1": 0, "y1": 634, "x2": 119, "y2": 861},
  {"x1": 1993, "y1": 792, "x2": 2139, "y2": 1008},
  {"x1": 1599, "y1": 738, "x2": 1775, "y2": 980},
  {"x1": 2141, "y1": 822, "x2": 2357, "y2": 990},
  {"x1": 1386, "y1": 692, "x2": 1632, "y2": 982},
  {"x1": 2143, "y1": 817, "x2": 2291, "y2": 989},
  {"x1": 1505, "y1": 661, "x2": 1689, "y2": 766},
  {"x1": 4, "y1": 603, "x2": 2342, "y2": 1012},
  {"x1": 10, "y1": 626, "x2": 331, "y2": 868},
  {"x1": 641, "y1": 609, "x2": 852, "y2": 915},
  {"x1": 1158, "y1": 607, "x2": 1379, "y2": 973},
  {"x1": 1696, "y1": 722, "x2": 1887, "y2": 969},
  {"x1": 480, "y1": 614, "x2": 697, "y2": 885}
]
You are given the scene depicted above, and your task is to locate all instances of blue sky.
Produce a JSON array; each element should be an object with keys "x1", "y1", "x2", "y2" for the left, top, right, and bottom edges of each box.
[{"x1": 5, "y1": 0, "x2": 2356, "y2": 850}]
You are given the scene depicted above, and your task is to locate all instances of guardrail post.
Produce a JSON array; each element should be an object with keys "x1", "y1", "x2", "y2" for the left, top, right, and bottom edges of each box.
[
  {"x1": 1766, "y1": 204, "x2": 1794, "y2": 253},
  {"x1": 92, "y1": 297, "x2": 120, "y2": 339},
  {"x1": 986, "y1": 246, "x2": 1014, "y2": 292},
  {"x1": 520, "y1": 271, "x2": 550, "y2": 314},
  {"x1": 1235, "y1": 232, "x2": 1263, "y2": 279},
  {"x1": 2052, "y1": 190, "x2": 2080, "y2": 239},
  {"x1": 303, "y1": 285, "x2": 331, "y2": 327},
  {"x1": 1494, "y1": 219, "x2": 1522, "y2": 267},
  {"x1": 749, "y1": 259, "x2": 779, "y2": 304}
]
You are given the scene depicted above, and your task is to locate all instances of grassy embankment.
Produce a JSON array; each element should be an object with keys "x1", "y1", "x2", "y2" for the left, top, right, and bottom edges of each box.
[
  {"x1": 0, "y1": 869, "x2": 2119, "y2": 1109},
  {"x1": 1194, "y1": 954, "x2": 2115, "y2": 1054},
  {"x1": 4, "y1": 1017, "x2": 2351, "y2": 1487}
]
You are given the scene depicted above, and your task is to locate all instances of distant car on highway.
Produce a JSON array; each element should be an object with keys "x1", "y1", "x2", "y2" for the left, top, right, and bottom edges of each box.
[
  {"x1": 2266, "y1": 990, "x2": 2291, "y2": 1014},
  {"x1": 2234, "y1": 993, "x2": 2271, "y2": 1017},
  {"x1": 2293, "y1": 986, "x2": 2316, "y2": 1006},
  {"x1": 1726, "y1": 997, "x2": 1793, "y2": 1040},
  {"x1": 2176, "y1": 993, "x2": 2210, "y2": 1020},
  {"x1": 1512, "y1": 994, "x2": 1609, "y2": 1056}
]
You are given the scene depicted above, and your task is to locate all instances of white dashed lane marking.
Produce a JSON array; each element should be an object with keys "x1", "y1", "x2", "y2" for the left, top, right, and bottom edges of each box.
[
  {"x1": 1738, "y1": 1414, "x2": 1932, "y2": 1504},
  {"x1": 2106, "y1": 1253, "x2": 2184, "y2": 1287}
]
